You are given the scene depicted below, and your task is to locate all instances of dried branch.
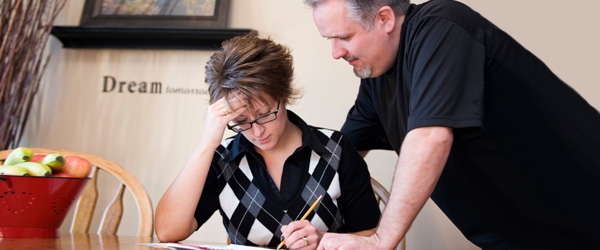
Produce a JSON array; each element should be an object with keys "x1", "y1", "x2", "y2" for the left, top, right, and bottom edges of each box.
[{"x1": 0, "y1": 0, "x2": 68, "y2": 150}]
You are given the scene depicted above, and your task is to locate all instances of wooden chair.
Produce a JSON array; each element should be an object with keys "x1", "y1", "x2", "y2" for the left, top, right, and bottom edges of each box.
[
  {"x1": 371, "y1": 177, "x2": 406, "y2": 250},
  {"x1": 0, "y1": 148, "x2": 153, "y2": 237}
]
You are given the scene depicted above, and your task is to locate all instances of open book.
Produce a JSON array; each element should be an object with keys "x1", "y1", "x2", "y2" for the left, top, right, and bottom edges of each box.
[{"x1": 138, "y1": 242, "x2": 283, "y2": 250}]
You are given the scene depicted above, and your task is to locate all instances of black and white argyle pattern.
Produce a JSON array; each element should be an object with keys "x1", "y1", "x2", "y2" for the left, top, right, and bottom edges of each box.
[{"x1": 215, "y1": 129, "x2": 344, "y2": 247}]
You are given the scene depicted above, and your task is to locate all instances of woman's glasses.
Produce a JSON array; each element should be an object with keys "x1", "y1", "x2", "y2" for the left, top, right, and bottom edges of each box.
[{"x1": 227, "y1": 102, "x2": 280, "y2": 132}]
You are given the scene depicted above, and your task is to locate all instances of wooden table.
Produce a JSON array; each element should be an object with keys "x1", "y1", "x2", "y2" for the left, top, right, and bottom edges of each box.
[{"x1": 0, "y1": 233, "x2": 211, "y2": 250}]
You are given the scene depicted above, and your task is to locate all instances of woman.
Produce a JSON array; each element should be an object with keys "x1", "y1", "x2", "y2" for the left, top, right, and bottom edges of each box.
[{"x1": 155, "y1": 32, "x2": 380, "y2": 249}]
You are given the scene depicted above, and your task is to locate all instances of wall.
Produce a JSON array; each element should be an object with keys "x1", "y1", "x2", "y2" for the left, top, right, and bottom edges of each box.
[{"x1": 21, "y1": 1, "x2": 599, "y2": 250}]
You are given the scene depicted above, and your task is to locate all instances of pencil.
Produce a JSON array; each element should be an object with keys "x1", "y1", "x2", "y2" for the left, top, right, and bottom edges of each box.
[{"x1": 277, "y1": 195, "x2": 323, "y2": 249}]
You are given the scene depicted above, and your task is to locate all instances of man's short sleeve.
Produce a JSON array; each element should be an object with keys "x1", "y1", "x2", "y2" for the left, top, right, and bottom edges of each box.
[{"x1": 405, "y1": 17, "x2": 485, "y2": 131}]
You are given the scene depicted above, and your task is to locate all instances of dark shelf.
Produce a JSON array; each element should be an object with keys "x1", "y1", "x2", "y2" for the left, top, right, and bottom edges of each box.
[{"x1": 50, "y1": 26, "x2": 254, "y2": 50}]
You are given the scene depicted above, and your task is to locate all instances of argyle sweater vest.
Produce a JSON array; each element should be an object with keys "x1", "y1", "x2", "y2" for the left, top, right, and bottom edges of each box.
[{"x1": 215, "y1": 128, "x2": 344, "y2": 247}]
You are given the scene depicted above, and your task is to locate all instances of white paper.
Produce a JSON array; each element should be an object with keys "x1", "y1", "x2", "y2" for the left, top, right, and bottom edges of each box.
[{"x1": 138, "y1": 242, "x2": 274, "y2": 250}]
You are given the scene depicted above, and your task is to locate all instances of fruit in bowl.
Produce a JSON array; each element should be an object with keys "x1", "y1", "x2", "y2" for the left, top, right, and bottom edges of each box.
[
  {"x1": 60, "y1": 156, "x2": 93, "y2": 178},
  {"x1": 39, "y1": 154, "x2": 66, "y2": 172},
  {"x1": 0, "y1": 147, "x2": 93, "y2": 238},
  {"x1": 0, "y1": 165, "x2": 29, "y2": 176},
  {"x1": 30, "y1": 154, "x2": 46, "y2": 163},
  {"x1": 2, "y1": 147, "x2": 92, "y2": 178},
  {"x1": 2, "y1": 147, "x2": 33, "y2": 165},
  {"x1": 15, "y1": 162, "x2": 52, "y2": 176}
]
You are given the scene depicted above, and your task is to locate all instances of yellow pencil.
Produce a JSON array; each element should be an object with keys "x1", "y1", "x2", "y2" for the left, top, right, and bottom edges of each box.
[{"x1": 277, "y1": 195, "x2": 323, "y2": 249}]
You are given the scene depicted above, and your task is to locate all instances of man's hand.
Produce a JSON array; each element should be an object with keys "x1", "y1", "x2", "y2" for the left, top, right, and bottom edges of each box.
[{"x1": 317, "y1": 233, "x2": 383, "y2": 250}]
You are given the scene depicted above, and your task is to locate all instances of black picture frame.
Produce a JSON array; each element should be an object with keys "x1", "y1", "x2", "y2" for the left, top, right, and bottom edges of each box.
[{"x1": 79, "y1": 0, "x2": 230, "y2": 29}]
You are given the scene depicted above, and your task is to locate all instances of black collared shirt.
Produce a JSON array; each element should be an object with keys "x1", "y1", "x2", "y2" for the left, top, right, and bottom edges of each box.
[{"x1": 341, "y1": 0, "x2": 600, "y2": 248}]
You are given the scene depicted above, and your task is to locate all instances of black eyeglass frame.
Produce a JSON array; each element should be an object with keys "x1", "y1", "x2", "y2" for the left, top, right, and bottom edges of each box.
[{"x1": 227, "y1": 102, "x2": 280, "y2": 132}]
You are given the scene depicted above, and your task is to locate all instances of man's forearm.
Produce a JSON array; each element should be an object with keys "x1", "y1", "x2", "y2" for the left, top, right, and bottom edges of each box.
[{"x1": 375, "y1": 126, "x2": 453, "y2": 249}]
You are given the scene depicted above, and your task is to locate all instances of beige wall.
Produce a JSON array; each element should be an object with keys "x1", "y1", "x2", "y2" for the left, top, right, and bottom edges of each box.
[{"x1": 22, "y1": 1, "x2": 599, "y2": 250}]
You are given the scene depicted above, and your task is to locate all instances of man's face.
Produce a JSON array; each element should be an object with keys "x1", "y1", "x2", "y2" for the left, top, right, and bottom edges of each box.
[{"x1": 312, "y1": 0, "x2": 392, "y2": 78}]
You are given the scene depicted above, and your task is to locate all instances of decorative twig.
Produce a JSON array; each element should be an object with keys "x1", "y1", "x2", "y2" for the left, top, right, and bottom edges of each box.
[{"x1": 0, "y1": 0, "x2": 68, "y2": 150}]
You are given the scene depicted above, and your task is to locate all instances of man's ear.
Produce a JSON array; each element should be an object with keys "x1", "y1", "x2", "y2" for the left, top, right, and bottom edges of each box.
[{"x1": 376, "y1": 6, "x2": 396, "y2": 33}]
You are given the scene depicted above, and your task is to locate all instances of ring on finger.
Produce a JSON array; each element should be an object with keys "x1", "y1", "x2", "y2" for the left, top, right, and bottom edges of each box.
[
  {"x1": 302, "y1": 236, "x2": 308, "y2": 247},
  {"x1": 222, "y1": 107, "x2": 230, "y2": 115}
]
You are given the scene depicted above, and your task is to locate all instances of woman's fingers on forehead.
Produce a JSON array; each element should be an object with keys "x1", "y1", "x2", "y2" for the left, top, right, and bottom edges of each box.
[
  {"x1": 228, "y1": 99, "x2": 248, "y2": 112},
  {"x1": 227, "y1": 92, "x2": 249, "y2": 107}
]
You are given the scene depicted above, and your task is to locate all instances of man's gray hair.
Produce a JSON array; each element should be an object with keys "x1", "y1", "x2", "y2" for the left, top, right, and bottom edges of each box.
[{"x1": 304, "y1": 0, "x2": 410, "y2": 30}]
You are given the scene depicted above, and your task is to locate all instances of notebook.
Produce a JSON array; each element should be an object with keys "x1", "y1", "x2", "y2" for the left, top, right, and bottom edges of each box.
[{"x1": 138, "y1": 242, "x2": 283, "y2": 250}]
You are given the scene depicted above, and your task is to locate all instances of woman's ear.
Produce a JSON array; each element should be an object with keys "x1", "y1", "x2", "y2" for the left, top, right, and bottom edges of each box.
[{"x1": 376, "y1": 6, "x2": 396, "y2": 34}]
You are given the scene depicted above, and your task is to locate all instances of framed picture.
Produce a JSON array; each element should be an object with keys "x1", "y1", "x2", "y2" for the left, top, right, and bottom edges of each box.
[{"x1": 80, "y1": 0, "x2": 230, "y2": 29}]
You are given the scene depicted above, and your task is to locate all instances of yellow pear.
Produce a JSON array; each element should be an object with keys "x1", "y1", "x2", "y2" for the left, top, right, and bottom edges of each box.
[
  {"x1": 0, "y1": 165, "x2": 30, "y2": 176},
  {"x1": 3, "y1": 147, "x2": 34, "y2": 165},
  {"x1": 15, "y1": 162, "x2": 51, "y2": 176}
]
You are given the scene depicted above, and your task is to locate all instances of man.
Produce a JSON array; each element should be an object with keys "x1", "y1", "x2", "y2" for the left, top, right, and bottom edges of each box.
[{"x1": 304, "y1": 0, "x2": 600, "y2": 249}]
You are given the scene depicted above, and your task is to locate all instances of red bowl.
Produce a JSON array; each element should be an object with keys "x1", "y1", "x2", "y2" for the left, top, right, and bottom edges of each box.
[{"x1": 0, "y1": 175, "x2": 90, "y2": 238}]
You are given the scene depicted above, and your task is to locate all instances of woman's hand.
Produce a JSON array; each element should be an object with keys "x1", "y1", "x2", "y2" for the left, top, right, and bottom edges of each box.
[
  {"x1": 280, "y1": 220, "x2": 324, "y2": 250},
  {"x1": 200, "y1": 95, "x2": 247, "y2": 148}
]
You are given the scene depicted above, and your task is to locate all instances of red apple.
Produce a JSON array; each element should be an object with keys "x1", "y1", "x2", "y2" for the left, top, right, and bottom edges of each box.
[
  {"x1": 31, "y1": 154, "x2": 46, "y2": 162},
  {"x1": 61, "y1": 156, "x2": 92, "y2": 178},
  {"x1": 52, "y1": 172, "x2": 75, "y2": 178}
]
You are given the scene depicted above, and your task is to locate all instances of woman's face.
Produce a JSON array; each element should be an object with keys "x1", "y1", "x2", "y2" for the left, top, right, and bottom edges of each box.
[{"x1": 231, "y1": 95, "x2": 288, "y2": 152}]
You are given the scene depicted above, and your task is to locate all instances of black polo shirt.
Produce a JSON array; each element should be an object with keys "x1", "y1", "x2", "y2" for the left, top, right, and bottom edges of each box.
[{"x1": 341, "y1": 0, "x2": 600, "y2": 248}]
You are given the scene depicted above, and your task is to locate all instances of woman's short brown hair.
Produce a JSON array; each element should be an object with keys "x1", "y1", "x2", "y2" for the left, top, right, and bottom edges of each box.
[{"x1": 205, "y1": 32, "x2": 300, "y2": 108}]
